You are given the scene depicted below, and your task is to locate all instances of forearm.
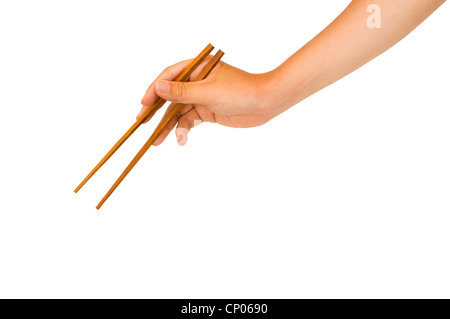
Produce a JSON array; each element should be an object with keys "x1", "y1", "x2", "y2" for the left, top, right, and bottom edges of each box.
[
  {"x1": 143, "y1": 0, "x2": 445, "y2": 142},
  {"x1": 265, "y1": 0, "x2": 446, "y2": 117}
]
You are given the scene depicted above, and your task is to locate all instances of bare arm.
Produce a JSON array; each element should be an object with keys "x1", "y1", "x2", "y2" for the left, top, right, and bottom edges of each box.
[
  {"x1": 268, "y1": 0, "x2": 446, "y2": 118},
  {"x1": 139, "y1": 0, "x2": 446, "y2": 146}
]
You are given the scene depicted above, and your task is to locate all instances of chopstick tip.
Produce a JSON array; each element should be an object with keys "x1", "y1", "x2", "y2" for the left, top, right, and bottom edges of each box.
[{"x1": 96, "y1": 197, "x2": 107, "y2": 210}]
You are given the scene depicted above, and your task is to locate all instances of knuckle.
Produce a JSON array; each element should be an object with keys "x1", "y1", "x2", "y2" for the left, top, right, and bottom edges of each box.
[{"x1": 175, "y1": 82, "x2": 187, "y2": 99}]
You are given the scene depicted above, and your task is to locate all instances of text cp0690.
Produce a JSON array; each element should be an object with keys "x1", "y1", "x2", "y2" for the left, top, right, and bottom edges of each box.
[{"x1": 225, "y1": 304, "x2": 268, "y2": 314}]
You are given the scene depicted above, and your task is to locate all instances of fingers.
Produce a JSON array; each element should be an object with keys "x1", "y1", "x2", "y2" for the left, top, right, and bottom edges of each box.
[
  {"x1": 137, "y1": 56, "x2": 215, "y2": 123},
  {"x1": 141, "y1": 59, "x2": 192, "y2": 106},
  {"x1": 151, "y1": 102, "x2": 197, "y2": 146},
  {"x1": 175, "y1": 108, "x2": 203, "y2": 146},
  {"x1": 137, "y1": 59, "x2": 193, "y2": 122},
  {"x1": 155, "y1": 80, "x2": 212, "y2": 106},
  {"x1": 137, "y1": 92, "x2": 193, "y2": 125},
  {"x1": 137, "y1": 107, "x2": 158, "y2": 124},
  {"x1": 152, "y1": 102, "x2": 184, "y2": 146}
]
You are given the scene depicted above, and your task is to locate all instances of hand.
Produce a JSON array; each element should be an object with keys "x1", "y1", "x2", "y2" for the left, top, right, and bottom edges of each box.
[
  {"x1": 138, "y1": 1, "x2": 445, "y2": 146},
  {"x1": 137, "y1": 58, "x2": 276, "y2": 146}
]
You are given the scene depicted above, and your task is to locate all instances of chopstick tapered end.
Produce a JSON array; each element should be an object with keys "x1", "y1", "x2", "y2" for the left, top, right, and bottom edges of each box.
[
  {"x1": 96, "y1": 200, "x2": 104, "y2": 210},
  {"x1": 75, "y1": 176, "x2": 90, "y2": 194},
  {"x1": 96, "y1": 196, "x2": 108, "y2": 210}
]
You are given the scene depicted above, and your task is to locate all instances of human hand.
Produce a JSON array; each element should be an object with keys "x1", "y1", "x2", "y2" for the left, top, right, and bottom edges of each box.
[
  {"x1": 137, "y1": 58, "x2": 277, "y2": 146},
  {"x1": 138, "y1": 0, "x2": 445, "y2": 146}
]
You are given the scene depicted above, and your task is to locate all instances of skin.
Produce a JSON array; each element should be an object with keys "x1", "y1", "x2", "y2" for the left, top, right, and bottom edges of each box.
[{"x1": 138, "y1": 0, "x2": 446, "y2": 146}]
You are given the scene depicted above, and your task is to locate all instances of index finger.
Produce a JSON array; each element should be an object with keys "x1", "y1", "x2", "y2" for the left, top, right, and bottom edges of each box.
[
  {"x1": 138, "y1": 56, "x2": 214, "y2": 122},
  {"x1": 140, "y1": 59, "x2": 193, "y2": 108}
]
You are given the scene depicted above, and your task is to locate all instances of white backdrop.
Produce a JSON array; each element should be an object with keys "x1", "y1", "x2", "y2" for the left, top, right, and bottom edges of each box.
[{"x1": 0, "y1": 0, "x2": 449, "y2": 298}]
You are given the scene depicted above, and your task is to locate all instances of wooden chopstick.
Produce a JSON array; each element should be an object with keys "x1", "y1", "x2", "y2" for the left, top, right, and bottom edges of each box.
[
  {"x1": 74, "y1": 44, "x2": 214, "y2": 193},
  {"x1": 96, "y1": 50, "x2": 225, "y2": 209}
]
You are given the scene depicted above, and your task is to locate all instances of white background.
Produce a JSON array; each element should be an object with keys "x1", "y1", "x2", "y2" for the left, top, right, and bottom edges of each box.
[{"x1": 0, "y1": 0, "x2": 449, "y2": 298}]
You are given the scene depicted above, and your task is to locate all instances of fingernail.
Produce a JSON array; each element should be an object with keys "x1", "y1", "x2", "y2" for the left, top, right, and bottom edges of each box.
[
  {"x1": 176, "y1": 128, "x2": 189, "y2": 146},
  {"x1": 193, "y1": 120, "x2": 203, "y2": 127},
  {"x1": 156, "y1": 81, "x2": 170, "y2": 94}
]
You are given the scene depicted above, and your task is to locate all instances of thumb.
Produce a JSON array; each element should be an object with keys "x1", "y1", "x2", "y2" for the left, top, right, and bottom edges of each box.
[{"x1": 155, "y1": 80, "x2": 209, "y2": 105}]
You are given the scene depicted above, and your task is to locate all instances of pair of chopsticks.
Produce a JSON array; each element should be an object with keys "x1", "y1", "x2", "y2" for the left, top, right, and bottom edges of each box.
[{"x1": 75, "y1": 44, "x2": 224, "y2": 209}]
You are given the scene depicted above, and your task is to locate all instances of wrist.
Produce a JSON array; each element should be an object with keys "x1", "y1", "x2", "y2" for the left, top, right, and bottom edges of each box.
[
  {"x1": 262, "y1": 59, "x2": 315, "y2": 118},
  {"x1": 254, "y1": 70, "x2": 284, "y2": 117}
]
